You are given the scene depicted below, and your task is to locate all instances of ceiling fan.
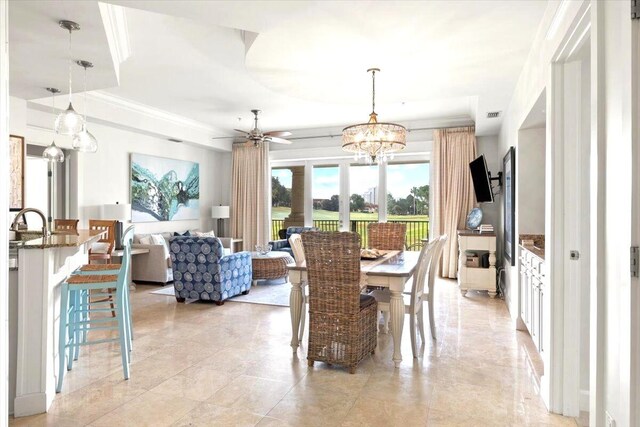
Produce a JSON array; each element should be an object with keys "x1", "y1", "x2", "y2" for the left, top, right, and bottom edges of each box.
[{"x1": 231, "y1": 109, "x2": 292, "y2": 146}]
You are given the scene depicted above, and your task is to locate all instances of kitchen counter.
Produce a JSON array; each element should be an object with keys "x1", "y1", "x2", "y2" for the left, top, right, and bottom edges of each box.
[
  {"x1": 13, "y1": 229, "x2": 105, "y2": 249},
  {"x1": 521, "y1": 244, "x2": 545, "y2": 260}
]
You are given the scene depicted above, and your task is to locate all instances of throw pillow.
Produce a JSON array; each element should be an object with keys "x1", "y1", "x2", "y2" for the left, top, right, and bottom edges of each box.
[
  {"x1": 139, "y1": 236, "x2": 152, "y2": 245},
  {"x1": 195, "y1": 230, "x2": 216, "y2": 238},
  {"x1": 150, "y1": 234, "x2": 170, "y2": 259},
  {"x1": 173, "y1": 231, "x2": 191, "y2": 237}
]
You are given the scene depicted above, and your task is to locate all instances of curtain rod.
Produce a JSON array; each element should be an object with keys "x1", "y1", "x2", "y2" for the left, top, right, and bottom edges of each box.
[{"x1": 287, "y1": 124, "x2": 475, "y2": 141}]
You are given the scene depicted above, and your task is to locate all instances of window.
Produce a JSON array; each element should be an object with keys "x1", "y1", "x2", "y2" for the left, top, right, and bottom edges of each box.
[
  {"x1": 386, "y1": 162, "x2": 430, "y2": 248},
  {"x1": 349, "y1": 164, "x2": 378, "y2": 246},
  {"x1": 312, "y1": 165, "x2": 340, "y2": 231},
  {"x1": 271, "y1": 168, "x2": 292, "y2": 239}
]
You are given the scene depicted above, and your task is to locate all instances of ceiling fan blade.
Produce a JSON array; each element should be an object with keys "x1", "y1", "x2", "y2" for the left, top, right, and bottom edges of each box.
[
  {"x1": 265, "y1": 131, "x2": 292, "y2": 138},
  {"x1": 233, "y1": 129, "x2": 249, "y2": 134},
  {"x1": 266, "y1": 136, "x2": 292, "y2": 145}
]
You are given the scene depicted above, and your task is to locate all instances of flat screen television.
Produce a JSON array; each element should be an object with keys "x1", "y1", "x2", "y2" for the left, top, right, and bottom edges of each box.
[{"x1": 469, "y1": 155, "x2": 494, "y2": 203}]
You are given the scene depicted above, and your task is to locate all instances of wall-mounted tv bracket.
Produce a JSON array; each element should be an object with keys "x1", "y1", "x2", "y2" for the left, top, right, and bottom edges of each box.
[{"x1": 488, "y1": 171, "x2": 503, "y2": 187}]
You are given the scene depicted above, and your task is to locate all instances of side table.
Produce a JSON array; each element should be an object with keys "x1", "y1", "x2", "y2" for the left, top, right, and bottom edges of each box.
[{"x1": 251, "y1": 251, "x2": 294, "y2": 286}]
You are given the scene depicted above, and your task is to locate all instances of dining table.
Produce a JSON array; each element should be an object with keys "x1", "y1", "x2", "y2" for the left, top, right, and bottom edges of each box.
[{"x1": 286, "y1": 250, "x2": 421, "y2": 368}]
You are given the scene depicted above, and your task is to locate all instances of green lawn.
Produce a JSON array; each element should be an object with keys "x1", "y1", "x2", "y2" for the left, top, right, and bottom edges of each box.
[
  {"x1": 271, "y1": 207, "x2": 429, "y2": 247},
  {"x1": 271, "y1": 207, "x2": 428, "y2": 222}
]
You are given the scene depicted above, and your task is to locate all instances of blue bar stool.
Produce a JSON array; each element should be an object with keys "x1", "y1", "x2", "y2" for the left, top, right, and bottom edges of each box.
[
  {"x1": 70, "y1": 227, "x2": 135, "y2": 356},
  {"x1": 56, "y1": 228, "x2": 133, "y2": 393}
]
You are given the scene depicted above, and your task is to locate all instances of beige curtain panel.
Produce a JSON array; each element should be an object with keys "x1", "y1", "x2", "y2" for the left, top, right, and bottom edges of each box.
[
  {"x1": 432, "y1": 126, "x2": 477, "y2": 278},
  {"x1": 231, "y1": 142, "x2": 271, "y2": 250}
]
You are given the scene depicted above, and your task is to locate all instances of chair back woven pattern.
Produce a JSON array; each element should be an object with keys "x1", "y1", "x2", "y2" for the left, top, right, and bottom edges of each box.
[
  {"x1": 302, "y1": 231, "x2": 377, "y2": 371},
  {"x1": 367, "y1": 222, "x2": 406, "y2": 250},
  {"x1": 169, "y1": 236, "x2": 252, "y2": 302}
]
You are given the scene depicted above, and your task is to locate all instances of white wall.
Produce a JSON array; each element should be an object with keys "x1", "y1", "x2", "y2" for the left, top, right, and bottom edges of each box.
[
  {"x1": 476, "y1": 135, "x2": 500, "y2": 230},
  {"x1": 10, "y1": 98, "x2": 233, "y2": 237},
  {"x1": 517, "y1": 127, "x2": 545, "y2": 235}
]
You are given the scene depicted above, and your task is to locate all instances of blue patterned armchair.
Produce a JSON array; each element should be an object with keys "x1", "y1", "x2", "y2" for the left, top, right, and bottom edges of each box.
[
  {"x1": 268, "y1": 226, "x2": 319, "y2": 258},
  {"x1": 169, "y1": 236, "x2": 252, "y2": 305}
]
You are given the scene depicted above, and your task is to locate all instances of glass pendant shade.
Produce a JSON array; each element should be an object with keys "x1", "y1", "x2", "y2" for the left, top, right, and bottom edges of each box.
[
  {"x1": 43, "y1": 141, "x2": 65, "y2": 162},
  {"x1": 55, "y1": 102, "x2": 84, "y2": 135},
  {"x1": 72, "y1": 124, "x2": 98, "y2": 152}
]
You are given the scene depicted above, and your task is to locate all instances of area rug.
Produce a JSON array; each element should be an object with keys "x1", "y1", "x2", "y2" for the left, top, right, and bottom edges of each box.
[{"x1": 149, "y1": 280, "x2": 290, "y2": 307}]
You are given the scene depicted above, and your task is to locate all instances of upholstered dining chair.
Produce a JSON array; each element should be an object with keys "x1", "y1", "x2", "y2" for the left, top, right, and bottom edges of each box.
[
  {"x1": 54, "y1": 219, "x2": 79, "y2": 234},
  {"x1": 367, "y1": 222, "x2": 406, "y2": 250},
  {"x1": 371, "y1": 235, "x2": 447, "y2": 358},
  {"x1": 288, "y1": 233, "x2": 307, "y2": 341},
  {"x1": 302, "y1": 231, "x2": 377, "y2": 374}
]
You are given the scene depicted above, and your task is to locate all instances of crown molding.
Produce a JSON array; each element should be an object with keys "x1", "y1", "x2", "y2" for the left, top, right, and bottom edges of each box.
[
  {"x1": 99, "y1": 3, "x2": 132, "y2": 82},
  {"x1": 87, "y1": 90, "x2": 219, "y2": 133}
]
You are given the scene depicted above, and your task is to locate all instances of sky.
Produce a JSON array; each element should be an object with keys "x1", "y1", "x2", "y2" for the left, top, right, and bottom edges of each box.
[{"x1": 273, "y1": 162, "x2": 429, "y2": 200}]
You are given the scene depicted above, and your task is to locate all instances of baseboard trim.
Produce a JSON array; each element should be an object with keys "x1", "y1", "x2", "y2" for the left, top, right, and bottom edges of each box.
[{"x1": 13, "y1": 392, "x2": 47, "y2": 417}]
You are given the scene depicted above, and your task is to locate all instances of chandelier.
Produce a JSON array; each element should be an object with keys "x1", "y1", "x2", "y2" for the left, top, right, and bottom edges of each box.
[{"x1": 342, "y1": 68, "x2": 406, "y2": 163}]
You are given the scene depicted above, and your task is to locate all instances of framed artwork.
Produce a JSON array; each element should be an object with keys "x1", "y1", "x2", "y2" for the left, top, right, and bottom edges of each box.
[
  {"x1": 130, "y1": 153, "x2": 200, "y2": 222},
  {"x1": 9, "y1": 135, "x2": 24, "y2": 211},
  {"x1": 503, "y1": 147, "x2": 516, "y2": 265}
]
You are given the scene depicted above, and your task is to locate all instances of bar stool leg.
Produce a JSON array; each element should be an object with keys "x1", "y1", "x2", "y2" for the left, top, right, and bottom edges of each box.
[
  {"x1": 72, "y1": 290, "x2": 81, "y2": 361},
  {"x1": 116, "y1": 286, "x2": 130, "y2": 379},
  {"x1": 56, "y1": 283, "x2": 69, "y2": 393}
]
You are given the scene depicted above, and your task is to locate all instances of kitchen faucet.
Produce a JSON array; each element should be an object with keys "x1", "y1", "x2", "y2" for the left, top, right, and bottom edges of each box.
[{"x1": 10, "y1": 208, "x2": 49, "y2": 238}]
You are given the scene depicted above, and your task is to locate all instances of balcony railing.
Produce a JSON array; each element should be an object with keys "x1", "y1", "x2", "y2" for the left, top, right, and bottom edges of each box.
[{"x1": 270, "y1": 219, "x2": 429, "y2": 250}]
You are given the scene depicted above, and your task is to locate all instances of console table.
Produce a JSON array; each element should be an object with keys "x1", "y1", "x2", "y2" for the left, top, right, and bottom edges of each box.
[{"x1": 457, "y1": 230, "x2": 497, "y2": 298}]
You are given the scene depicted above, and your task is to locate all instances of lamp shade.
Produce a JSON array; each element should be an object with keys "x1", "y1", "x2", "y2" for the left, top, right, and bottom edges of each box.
[
  {"x1": 211, "y1": 205, "x2": 230, "y2": 219},
  {"x1": 101, "y1": 203, "x2": 132, "y2": 221}
]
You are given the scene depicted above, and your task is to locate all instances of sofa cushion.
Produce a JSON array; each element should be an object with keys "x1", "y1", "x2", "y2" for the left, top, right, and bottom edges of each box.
[
  {"x1": 173, "y1": 230, "x2": 191, "y2": 237},
  {"x1": 194, "y1": 230, "x2": 215, "y2": 238},
  {"x1": 285, "y1": 227, "x2": 319, "y2": 241},
  {"x1": 139, "y1": 235, "x2": 152, "y2": 245}
]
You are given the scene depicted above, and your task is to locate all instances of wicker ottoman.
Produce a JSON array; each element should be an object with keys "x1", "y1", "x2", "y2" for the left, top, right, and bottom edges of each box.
[{"x1": 251, "y1": 251, "x2": 294, "y2": 285}]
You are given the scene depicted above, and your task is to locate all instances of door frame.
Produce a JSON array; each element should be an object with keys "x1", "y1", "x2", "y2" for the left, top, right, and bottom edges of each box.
[{"x1": 545, "y1": 0, "x2": 592, "y2": 416}]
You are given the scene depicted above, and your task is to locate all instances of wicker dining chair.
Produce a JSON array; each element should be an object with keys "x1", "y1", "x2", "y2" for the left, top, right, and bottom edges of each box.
[
  {"x1": 367, "y1": 222, "x2": 406, "y2": 250},
  {"x1": 54, "y1": 219, "x2": 79, "y2": 234},
  {"x1": 302, "y1": 231, "x2": 377, "y2": 374}
]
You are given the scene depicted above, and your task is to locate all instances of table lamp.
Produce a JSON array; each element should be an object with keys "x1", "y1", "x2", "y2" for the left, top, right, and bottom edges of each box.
[
  {"x1": 211, "y1": 205, "x2": 230, "y2": 237},
  {"x1": 101, "y1": 202, "x2": 132, "y2": 250}
]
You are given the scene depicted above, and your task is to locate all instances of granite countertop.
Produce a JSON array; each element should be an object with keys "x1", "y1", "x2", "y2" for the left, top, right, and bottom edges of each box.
[
  {"x1": 519, "y1": 234, "x2": 545, "y2": 260},
  {"x1": 14, "y1": 229, "x2": 106, "y2": 250}
]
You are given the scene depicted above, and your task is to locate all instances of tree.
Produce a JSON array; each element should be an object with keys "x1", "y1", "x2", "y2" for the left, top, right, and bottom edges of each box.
[
  {"x1": 271, "y1": 176, "x2": 291, "y2": 207},
  {"x1": 321, "y1": 195, "x2": 339, "y2": 212},
  {"x1": 410, "y1": 185, "x2": 429, "y2": 214},
  {"x1": 350, "y1": 194, "x2": 365, "y2": 212}
]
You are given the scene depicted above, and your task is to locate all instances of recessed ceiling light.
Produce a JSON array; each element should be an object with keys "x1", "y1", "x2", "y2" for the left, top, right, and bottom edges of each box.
[{"x1": 486, "y1": 111, "x2": 501, "y2": 118}]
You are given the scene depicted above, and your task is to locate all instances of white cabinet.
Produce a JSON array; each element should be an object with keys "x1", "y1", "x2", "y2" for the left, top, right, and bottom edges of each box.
[
  {"x1": 457, "y1": 231, "x2": 497, "y2": 298},
  {"x1": 519, "y1": 245, "x2": 545, "y2": 354}
]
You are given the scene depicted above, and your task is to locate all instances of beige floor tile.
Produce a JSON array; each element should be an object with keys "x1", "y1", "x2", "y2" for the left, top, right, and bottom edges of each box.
[
  {"x1": 266, "y1": 384, "x2": 357, "y2": 427},
  {"x1": 210, "y1": 375, "x2": 293, "y2": 416},
  {"x1": 88, "y1": 391, "x2": 199, "y2": 427},
  {"x1": 341, "y1": 396, "x2": 429, "y2": 427},
  {"x1": 171, "y1": 402, "x2": 263, "y2": 427},
  {"x1": 47, "y1": 377, "x2": 147, "y2": 425},
  {"x1": 16, "y1": 282, "x2": 579, "y2": 427}
]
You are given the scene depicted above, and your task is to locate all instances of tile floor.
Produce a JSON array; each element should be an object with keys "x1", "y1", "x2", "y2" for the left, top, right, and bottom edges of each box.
[{"x1": 10, "y1": 279, "x2": 578, "y2": 426}]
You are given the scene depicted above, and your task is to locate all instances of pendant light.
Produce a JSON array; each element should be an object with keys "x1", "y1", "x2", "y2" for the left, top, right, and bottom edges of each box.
[
  {"x1": 43, "y1": 88, "x2": 65, "y2": 163},
  {"x1": 342, "y1": 68, "x2": 406, "y2": 164},
  {"x1": 72, "y1": 60, "x2": 98, "y2": 152},
  {"x1": 54, "y1": 20, "x2": 85, "y2": 136}
]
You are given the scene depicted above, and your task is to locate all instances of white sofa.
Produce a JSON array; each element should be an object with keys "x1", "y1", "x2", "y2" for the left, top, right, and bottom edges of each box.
[{"x1": 131, "y1": 230, "x2": 234, "y2": 284}]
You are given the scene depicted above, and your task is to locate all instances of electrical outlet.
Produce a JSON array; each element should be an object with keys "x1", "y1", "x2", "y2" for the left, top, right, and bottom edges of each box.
[{"x1": 605, "y1": 411, "x2": 616, "y2": 427}]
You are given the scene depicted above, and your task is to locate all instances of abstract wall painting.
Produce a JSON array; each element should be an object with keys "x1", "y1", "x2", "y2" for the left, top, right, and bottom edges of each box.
[
  {"x1": 9, "y1": 135, "x2": 24, "y2": 211},
  {"x1": 130, "y1": 153, "x2": 200, "y2": 222}
]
